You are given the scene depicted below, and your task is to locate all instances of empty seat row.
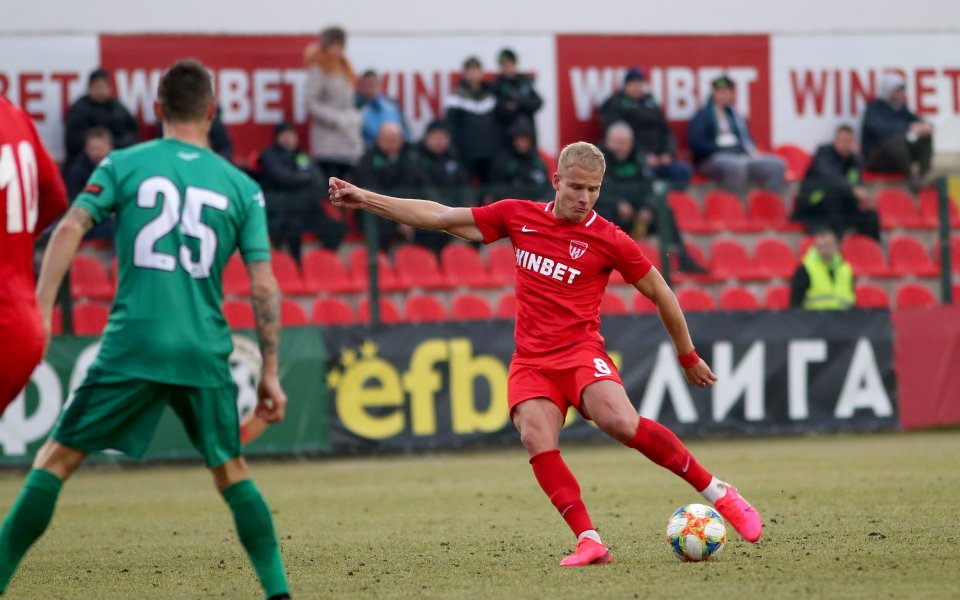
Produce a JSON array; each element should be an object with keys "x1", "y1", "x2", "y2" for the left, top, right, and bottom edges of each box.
[{"x1": 668, "y1": 190, "x2": 802, "y2": 233}]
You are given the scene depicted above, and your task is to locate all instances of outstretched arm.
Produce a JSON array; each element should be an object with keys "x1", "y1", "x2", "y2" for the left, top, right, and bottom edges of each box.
[
  {"x1": 328, "y1": 177, "x2": 484, "y2": 242},
  {"x1": 247, "y1": 260, "x2": 287, "y2": 423},
  {"x1": 35, "y1": 206, "x2": 94, "y2": 354},
  {"x1": 634, "y1": 267, "x2": 718, "y2": 388}
]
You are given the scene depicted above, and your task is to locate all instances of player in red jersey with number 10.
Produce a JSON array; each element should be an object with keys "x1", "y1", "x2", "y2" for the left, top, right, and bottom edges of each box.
[
  {"x1": 329, "y1": 141, "x2": 762, "y2": 566},
  {"x1": 0, "y1": 97, "x2": 68, "y2": 412}
]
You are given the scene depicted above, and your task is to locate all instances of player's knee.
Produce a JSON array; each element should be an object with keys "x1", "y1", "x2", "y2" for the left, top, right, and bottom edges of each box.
[
  {"x1": 518, "y1": 425, "x2": 557, "y2": 455},
  {"x1": 596, "y1": 412, "x2": 639, "y2": 444},
  {"x1": 32, "y1": 440, "x2": 85, "y2": 481},
  {"x1": 211, "y1": 456, "x2": 250, "y2": 492}
]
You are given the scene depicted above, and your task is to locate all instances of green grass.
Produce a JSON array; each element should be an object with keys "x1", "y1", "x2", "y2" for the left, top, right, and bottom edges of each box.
[{"x1": 1, "y1": 431, "x2": 958, "y2": 599}]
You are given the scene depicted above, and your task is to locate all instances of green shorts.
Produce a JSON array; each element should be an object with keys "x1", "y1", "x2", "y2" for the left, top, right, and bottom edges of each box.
[{"x1": 52, "y1": 367, "x2": 241, "y2": 468}]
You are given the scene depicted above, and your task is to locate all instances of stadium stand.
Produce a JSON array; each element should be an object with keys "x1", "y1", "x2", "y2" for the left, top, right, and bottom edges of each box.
[
  {"x1": 280, "y1": 298, "x2": 308, "y2": 326},
  {"x1": 895, "y1": 282, "x2": 937, "y2": 308},
  {"x1": 302, "y1": 248, "x2": 362, "y2": 294},
  {"x1": 876, "y1": 188, "x2": 922, "y2": 229},
  {"x1": 720, "y1": 286, "x2": 760, "y2": 311},
  {"x1": 348, "y1": 247, "x2": 404, "y2": 292},
  {"x1": 70, "y1": 255, "x2": 114, "y2": 300},
  {"x1": 676, "y1": 288, "x2": 716, "y2": 311},
  {"x1": 668, "y1": 191, "x2": 715, "y2": 233},
  {"x1": 918, "y1": 188, "x2": 960, "y2": 228},
  {"x1": 747, "y1": 190, "x2": 797, "y2": 232},
  {"x1": 600, "y1": 292, "x2": 628, "y2": 315},
  {"x1": 441, "y1": 244, "x2": 496, "y2": 289},
  {"x1": 709, "y1": 239, "x2": 768, "y2": 281},
  {"x1": 222, "y1": 300, "x2": 255, "y2": 329},
  {"x1": 754, "y1": 237, "x2": 797, "y2": 279},
  {"x1": 773, "y1": 144, "x2": 812, "y2": 182},
  {"x1": 841, "y1": 235, "x2": 894, "y2": 278},
  {"x1": 888, "y1": 236, "x2": 938, "y2": 277},
  {"x1": 394, "y1": 245, "x2": 449, "y2": 290},
  {"x1": 855, "y1": 283, "x2": 891, "y2": 308},
  {"x1": 496, "y1": 293, "x2": 517, "y2": 319},
  {"x1": 704, "y1": 191, "x2": 764, "y2": 232},
  {"x1": 487, "y1": 243, "x2": 518, "y2": 286},
  {"x1": 270, "y1": 250, "x2": 307, "y2": 295},
  {"x1": 72, "y1": 302, "x2": 110, "y2": 336},
  {"x1": 633, "y1": 293, "x2": 657, "y2": 313},
  {"x1": 223, "y1": 253, "x2": 250, "y2": 296},
  {"x1": 358, "y1": 297, "x2": 402, "y2": 324},
  {"x1": 763, "y1": 285, "x2": 790, "y2": 310}
]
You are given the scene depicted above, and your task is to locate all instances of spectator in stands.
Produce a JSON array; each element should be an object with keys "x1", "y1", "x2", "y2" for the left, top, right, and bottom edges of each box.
[
  {"x1": 152, "y1": 104, "x2": 232, "y2": 161},
  {"x1": 259, "y1": 122, "x2": 345, "y2": 260},
  {"x1": 355, "y1": 122, "x2": 424, "y2": 249},
  {"x1": 356, "y1": 69, "x2": 408, "y2": 148},
  {"x1": 64, "y1": 68, "x2": 139, "y2": 165},
  {"x1": 790, "y1": 226, "x2": 855, "y2": 310},
  {"x1": 687, "y1": 75, "x2": 786, "y2": 194},
  {"x1": 416, "y1": 119, "x2": 471, "y2": 203},
  {"x1": 599, "y1": 68, "x2": 692, "y2": 190},
  {"x1": 445, "y1": 56, "x2": 501, "y2": 184},
  {"x1": 492, "y1": 48, "x2": 544, "y2": 146},
  {"x1": 861, "y1": 72, "x2": 934, "y2": 189},
  {"x1": 62, "y1": 127, "x2": 114, "y2": 243},
  {"x1": 305, "y1": 26, "x2": 363, "y2": 179},
  {"x1": 490, "y1": 118, "x2": 551, "y2": 200},
  {"x1": 598, "y1": 122, "x2": 705, "y2": 273},
  {"x1": 793, "y1": 125, "x2": 880, "y2": 241}
]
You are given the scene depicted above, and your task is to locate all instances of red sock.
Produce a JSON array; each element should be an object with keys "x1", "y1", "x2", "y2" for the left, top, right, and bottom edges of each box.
[
  {"x1": 529, "y1": 449, "x2": 594, "y2": 537},
  {"x1": 626, "y1": 418, "x2": 712, "y2": 492}
]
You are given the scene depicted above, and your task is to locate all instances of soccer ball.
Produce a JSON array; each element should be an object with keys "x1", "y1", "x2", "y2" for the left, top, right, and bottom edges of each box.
[{"x1": 665, "y1": 503, "x2": 727, "y2": 562}]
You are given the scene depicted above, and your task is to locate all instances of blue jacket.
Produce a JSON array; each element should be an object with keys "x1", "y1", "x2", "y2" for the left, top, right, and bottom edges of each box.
[
  {"x1": 687, "y1": 100, "x2": 756, "y2": 165},
  {"x1": 860, "y1": 99, "x2": 921, "y2": 160},
  {"x1": 356, "y1": 94, "x2": 408, "y2": 147}
]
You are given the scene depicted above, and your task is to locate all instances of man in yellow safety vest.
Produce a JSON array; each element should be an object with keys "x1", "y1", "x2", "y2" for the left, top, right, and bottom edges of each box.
[{"x1": 790, "y1": 226, "x2": 856, "y2": 310}]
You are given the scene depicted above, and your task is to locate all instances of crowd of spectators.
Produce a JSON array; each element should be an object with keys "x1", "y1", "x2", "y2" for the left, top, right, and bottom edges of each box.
[{"x1": 57, "y1": 27, "x2": 938, "y2": 283}]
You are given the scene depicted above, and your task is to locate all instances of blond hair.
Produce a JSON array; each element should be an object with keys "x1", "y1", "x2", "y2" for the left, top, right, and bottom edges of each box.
[{"x1": 557, "y1": 141, "x2": 606, "y2": 176}]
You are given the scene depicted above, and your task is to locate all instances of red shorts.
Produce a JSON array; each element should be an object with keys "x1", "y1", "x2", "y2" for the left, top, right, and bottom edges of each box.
[
  {"x1": 0, "y1": 317, "x2": 45, "y2": 415},
  {"x1": 507, "y1": 341, "x2": 622, "y2": 420}
]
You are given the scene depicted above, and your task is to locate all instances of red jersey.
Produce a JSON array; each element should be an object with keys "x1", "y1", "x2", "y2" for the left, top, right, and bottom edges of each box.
[
  {"x1": 0, "y1": 96, "x2": 68, "y2": 331},
  {"x1": 472, "y1": 199, "x2": 652, "y2": 357}
]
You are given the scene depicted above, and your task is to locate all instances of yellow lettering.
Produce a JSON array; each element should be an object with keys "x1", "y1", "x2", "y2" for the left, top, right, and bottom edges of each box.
[
  {"x1": 336, "y1": 358, "x2": 404, "y2": 439},
  {"x1": 402, "y1": 339, "x2": 448, "y2": 436},
  {"x1": 449, "y1": 338, "x2": 510, "y2": 434}
]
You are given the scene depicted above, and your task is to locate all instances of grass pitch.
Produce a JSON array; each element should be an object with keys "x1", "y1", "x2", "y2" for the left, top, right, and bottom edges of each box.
[{"x1": 1, "y1": 430, "x2": 957, "y2": 599}]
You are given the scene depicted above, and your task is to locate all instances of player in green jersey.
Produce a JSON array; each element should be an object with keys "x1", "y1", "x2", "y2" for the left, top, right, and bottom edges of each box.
[{"x1": 0, "y1": 60, "x2": 291, "y2": 600}]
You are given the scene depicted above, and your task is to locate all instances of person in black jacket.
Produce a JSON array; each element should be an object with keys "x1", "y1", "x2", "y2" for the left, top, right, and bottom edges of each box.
[
  {"x1": 62, "y1": 126, "x2": 115, "y2": 243},
  {"x1": 444, "y1": 56, "x2": 501, "y2": 184},
  {"x1": 412, "y1": 120, "x2": 472, "y2": 252},
  {"x1": 598, "y1": 122, "x2": 705, "y2": 273},
  {"x1": 793, "y1": 125, "x2": 880, "y2": 241},
  {"x1": 598, "y1": 68, "x2": 692, "y2": 190},
  {"x1": 492, "y1": 48, "x2": 544, "y2": 146},
  {"x1": 687, "y1": 75, "x2": 785, "y2": 194},
  {"x1": 354, "y1": 122, "x2": 425, "y2": 249},
  {"x1": 63, "y1": 69, "x2": 139, "y2": 165},
  {"x1": 489, "y1": 118, "x2": 551, "y2": 201},
  {"x1": 861, "y1": 73, "x2": 934, "y2": 187},
  {"x1": 259, "y1": 122, "x2": 344, "y2": 260}
]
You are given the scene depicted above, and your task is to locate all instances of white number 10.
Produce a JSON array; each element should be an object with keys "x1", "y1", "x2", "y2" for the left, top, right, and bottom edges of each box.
[
  {"x1": 1, "y1": 142, "x2": 39, "y2": 234},
  {"x1": 133, "y1": 176, "x2": 228, "y2": 278}
]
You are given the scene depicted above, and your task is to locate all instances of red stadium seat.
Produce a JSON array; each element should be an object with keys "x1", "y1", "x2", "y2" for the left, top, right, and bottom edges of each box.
[
  {"x1": 841, "y1": 235, "x2": 893, "y2": 278},
  {"x1": 404, "y1": 295, "x2": 448, "y2": 323},
  {"x1": 747, "y1": 190, "x2": 798, "y2": 231},
  {"x1": 51, "y1": 306, "x2": 63, "y2": 336},
  {"x1": 487, "y1": 243, "x2": 517, "y2": 286},
  {"x1": 720, "y1": 286, "x2": 760, "y2": 311},
  {"x1": 797, "y1": 236, "x2": 814, "y2": 258},
  {"x1": 600, "y1": 292, "x2": 628, "y2": 315},
  {"x1": 496, "y1": 293, "x2": 516, "y2": 319},
  {"x1": 633, "y1": 293, "x2": 657, "y2": 313},
  {"x1": 888, "y1": 236, "x2": 938, "y2": 277},
  {"x1": 608, "y1": 269, "x2": 627, "y2": 286},
  {"x1": 311, "y1": 297, "x2": 356, "y2": 325},
  {"x1": 72, "y1": 302, "x2": 110, "y2": 336},
  {"x1": 348, "y1": 248, "x2": 404, "y2": 292},
  {"x1": 668, "y1": 191, "x2": 716, "y2": 233},
  {"x1": 222, "y1": 300, "x2": 255, "y2": 329},
  {"x1": 895, "y1": 283, "x2": 936, "y2": 308},
  {"x1": 774, "y1": 144, "x2": 812, "y2": 182},
  {"x1": 223, "y1": 253, "x2": 250, "y2": 296},
  {"x1": 70, "y1": 256, "x2": 114, "y2": 300},
  {"x1": 677, "y1": 288, "x2": 716, "y2": 311},
  {"x1": 876, "y1": 188, "x2": 922, "y2": 229},
  {"x1": 672, "y1": 242, "x2": 717, "y2": 284},
  {"x1": 918, "y1": 189, "x2": 960, "y2": 229},
  {"x1": 270, "y1": 250, "x2": 307, "y2": 295},
  {"x1": 358, "y1": 297, "x2": 401, "y2": 324},
  {"x1": 763, "y1": 285, "x2": 790, "y2": 310},
  {"x1": 451, "y1": 293, "x2": 493, "y2": 320},
  {"x1": 302, "y1": 249, "x2": 361, "y2": 294},
  {"x1": 394, "y1": 245, "x2": 449, "y2": 290},
  {"x1": 704, "y1": 191, "x2": 763, "y2": 232},
  {"x1": 709, "y1": 239, "x2": 769, "y2": 281},
  {"x1": 635, "y1": 240, "x2": 662, "y2": 271},
  {"x1": 280, "y1": 298, "x2": 308, "y2": 327},
  {"x1": 441, "y1": 244, "x2": 496, "y2": 289},
  {"x1": 862, "y1": 171, "x2": 905, "y2": 184},
  {"x1": 755, "y1": 237, "x2": 797, "y2": 279},
  {"x1": 954, "y1": 284, "x2": 960, "y2": 305},
  {"x1": 855, "y1": 283, "x2": 890, "y2": 308}
]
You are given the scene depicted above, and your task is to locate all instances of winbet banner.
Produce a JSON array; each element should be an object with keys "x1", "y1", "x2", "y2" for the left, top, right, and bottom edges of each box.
[
  {"x1": 0, "y1": 328, "x2": 328, "y2": 465},
  {"x1": 324, "y1": 310, "x2": 898, "y2": 452}
]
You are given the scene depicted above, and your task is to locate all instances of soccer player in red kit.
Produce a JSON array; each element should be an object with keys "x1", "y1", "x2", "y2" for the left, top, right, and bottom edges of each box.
[
  {"x1": 329, "y1": 141, "x2": 762, "y2": 566},
  {"x1": 0, "y1": 97, "x2": 68, "y2": 412}
]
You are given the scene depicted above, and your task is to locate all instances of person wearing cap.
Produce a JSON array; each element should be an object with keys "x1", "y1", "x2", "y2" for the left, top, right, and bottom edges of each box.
[
  {"x1": 687, "y1": 75, "x2": 786, "y2": 194},
  {"x1": 490, "y1": 117, "x2": 552, "y2": 200},
  {"x1": 599, "y1": 68, "x2": 692, "y2": 190},
  {"x1": 492, "y1": 48, "x2": 544, "y2": 146},
  {"x1": 63, "y1": 68, "x2": 140, "y2": 164},
  {"x1": 444, "y1": 56, "x2": 501, "y2": 184},
  {"x1": 861, "y1": 72, "x2": 934, "y2": 187},
  {"x1": 259, "y1": 121, "x2": 344, "y2": 259},
  {"x1": 356, "y1": 69, "x2": 408, "y2": 148}
]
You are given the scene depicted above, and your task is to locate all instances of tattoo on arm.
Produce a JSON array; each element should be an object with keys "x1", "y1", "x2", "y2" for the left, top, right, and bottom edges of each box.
[
  {"x1": 248, "y1": 263, "x2": 281, "y2": 358},
  {"x1": 65, "y1": 205, "x2": 95, "y2": 234}
]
